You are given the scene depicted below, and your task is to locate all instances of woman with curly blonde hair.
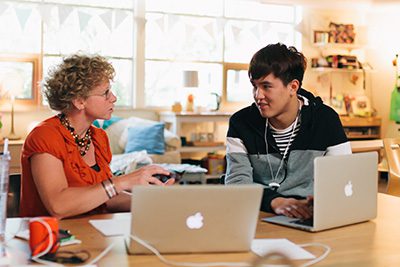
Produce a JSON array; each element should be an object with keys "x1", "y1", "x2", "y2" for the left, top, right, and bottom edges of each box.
[{"x1": 20, "y1": 54, "x2": 173, "y2": 219}]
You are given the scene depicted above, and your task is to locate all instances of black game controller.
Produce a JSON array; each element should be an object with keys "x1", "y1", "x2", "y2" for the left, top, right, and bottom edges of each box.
[
  {"x1": 152, "y1": 173, "x2": 171, "y2": 183},
  {"x1": 152, "y1": 172, "x2": 178, "y2": 183}
]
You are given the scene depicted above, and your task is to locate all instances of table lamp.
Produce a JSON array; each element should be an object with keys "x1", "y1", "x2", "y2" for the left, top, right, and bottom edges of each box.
[
  {"x1": 0, "y1": 76, "x2": 22, "y2": 140},
  {"x1": 182, "y1": 70, "x2": 199, "y2": 112},
  {"x1": 6, "y1": 95, "x2": 20, "y2": 140},
  {"x1": 183, "y1": 70, "x2": 199, "y2": 88}
]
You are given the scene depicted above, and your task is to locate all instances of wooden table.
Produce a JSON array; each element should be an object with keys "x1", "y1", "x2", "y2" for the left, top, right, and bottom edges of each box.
[
  {"x1": 350, "y1": 139, "x2": 383, "y2": 153},
  {"x1": 350, "y1": 140, "x2": 387, "y2": 173},
  {"x1": 4, "y1": 193, "x2": 400, "y2": 266}
]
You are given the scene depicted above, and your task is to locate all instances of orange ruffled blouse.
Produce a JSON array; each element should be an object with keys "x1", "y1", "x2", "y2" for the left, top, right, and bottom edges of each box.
[{"x1": 20, "y1": 116, "x2": 113, "y2": 217}]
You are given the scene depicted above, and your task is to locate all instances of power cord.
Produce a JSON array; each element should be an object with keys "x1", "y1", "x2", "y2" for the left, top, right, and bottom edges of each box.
[
  {"x1": 129, "y1": 234, "x2": 251, "y2": 267},
  {"x1": 298, "y1": 243, "x2": 331, "y2": 267},
  {"x1": 5, "y1": 218, "x2": 330, "y2": 266},
  {"x1": 129, "y1": 234, "x2": 331, "y2": 267}
]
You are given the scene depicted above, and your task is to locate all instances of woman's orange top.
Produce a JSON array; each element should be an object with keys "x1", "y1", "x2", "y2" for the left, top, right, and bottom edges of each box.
[{"x1": 20, "y1": 116, "x2": 113, "y2": 217}]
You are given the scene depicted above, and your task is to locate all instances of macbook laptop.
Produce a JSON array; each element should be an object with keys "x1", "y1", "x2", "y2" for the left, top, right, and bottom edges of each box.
[
  {"x1": 263, "y1": 152, "x2": 378, "y2": 232},
  {"x1": 126, "y1": 185, "x2": 263, "y2": 254}
]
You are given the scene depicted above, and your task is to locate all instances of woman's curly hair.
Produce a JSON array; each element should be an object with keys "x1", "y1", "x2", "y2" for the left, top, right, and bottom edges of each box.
[{"x1": 43, "y1": 54, "x2": 115, "y2": 112}]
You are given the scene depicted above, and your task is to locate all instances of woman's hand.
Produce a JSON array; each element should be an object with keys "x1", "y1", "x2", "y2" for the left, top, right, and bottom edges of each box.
[
  {"x1": 271, "y1": 196, "x2": 313, "y2": 219},
  {"x1": 106, "y1": 165, "x2": 175, "y2": 213},
  {"x1": 115, "y1": 164, "x2": 175, "y2": 191}
]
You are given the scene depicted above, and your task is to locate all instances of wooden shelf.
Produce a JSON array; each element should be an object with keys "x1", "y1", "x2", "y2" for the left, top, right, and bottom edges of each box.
[
  {"x1": 340, "y1": 116, "x2": 381, "y2": 141},
  {"x1": 180, "y1": 145, "x2": 226, "y2": 153},
  {"x1": 346, "y1": 134, "x2": 380, "y2": 139},
  {"x1": 312, "y1": 42, "x2": 362, "y2": 51},
  {"x1": 340, "y1": 116, "x2": 381, "y2": 127},
  {"x1": 311, "y1": 67, "x2": 364, "y2": 73}
]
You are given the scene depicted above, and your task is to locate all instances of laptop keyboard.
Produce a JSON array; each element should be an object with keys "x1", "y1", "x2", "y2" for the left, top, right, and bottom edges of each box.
[{"x1": 292, "y1": 218, "x2": 314, "y2": 227}]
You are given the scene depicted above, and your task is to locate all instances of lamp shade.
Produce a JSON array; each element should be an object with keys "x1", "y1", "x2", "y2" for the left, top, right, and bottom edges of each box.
[{"x1": 183, "y1": 71, "x2": 199, "y2": 88}]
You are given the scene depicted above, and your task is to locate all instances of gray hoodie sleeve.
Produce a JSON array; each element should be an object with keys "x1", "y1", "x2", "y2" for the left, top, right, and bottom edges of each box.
[{"x1": 225, "y1": 136, "x2": 285, "y2": 212}]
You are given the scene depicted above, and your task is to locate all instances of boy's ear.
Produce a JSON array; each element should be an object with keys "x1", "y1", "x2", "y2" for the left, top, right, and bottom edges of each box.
[{"x1": 289, "y1": 79, "x2": 300, "y2": 95}]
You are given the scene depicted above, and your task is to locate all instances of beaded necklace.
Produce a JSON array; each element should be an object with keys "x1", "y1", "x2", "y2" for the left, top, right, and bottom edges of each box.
[{"x1": 58, "y1": 113, "x2": 92, "y2": 156}]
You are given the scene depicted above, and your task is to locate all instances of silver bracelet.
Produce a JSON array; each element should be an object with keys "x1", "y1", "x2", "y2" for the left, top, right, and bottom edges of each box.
[
  {"x1": 101, "y1": 180, "x2": 112, "y2": 199},
  {"x1": 108, "y1": 178, "x2": 118, "y2": 196},
  {"x1": 101, "y1": 179, "x2": 117, "y2": 199}
]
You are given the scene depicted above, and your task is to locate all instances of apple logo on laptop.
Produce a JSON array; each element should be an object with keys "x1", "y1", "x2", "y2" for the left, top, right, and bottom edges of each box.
[
  {"x1": 186, "y1": 212, "x2": 204, "y2": 229},
  {"x1": 344, "y1": 181, "x2": 353, "y2": 197}
]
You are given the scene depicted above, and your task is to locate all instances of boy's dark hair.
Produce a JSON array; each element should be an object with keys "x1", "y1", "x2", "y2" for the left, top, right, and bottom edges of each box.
[{"x1": 248, "y1": 43, "x2": 307, "y2": 87}]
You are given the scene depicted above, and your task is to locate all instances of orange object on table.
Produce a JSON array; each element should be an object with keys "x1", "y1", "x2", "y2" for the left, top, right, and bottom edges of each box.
[{"x1": 29, "y1": 217, "x2": 59, "y2": 256}]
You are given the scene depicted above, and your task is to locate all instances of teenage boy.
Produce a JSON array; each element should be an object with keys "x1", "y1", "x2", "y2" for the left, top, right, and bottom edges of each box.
[{"x1": 225, "y1": 43, "x2": 351, "y2": 219}]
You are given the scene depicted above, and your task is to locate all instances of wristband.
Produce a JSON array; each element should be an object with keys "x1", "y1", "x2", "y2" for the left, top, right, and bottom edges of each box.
[{"x1": 101, "y1": 179, "x2": 117, "y2": 199}]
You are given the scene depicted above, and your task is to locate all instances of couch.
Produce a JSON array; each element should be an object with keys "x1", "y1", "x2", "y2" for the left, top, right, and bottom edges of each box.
[{"x1": 100, "y1": 117, "x2": 182, "y2": 174}]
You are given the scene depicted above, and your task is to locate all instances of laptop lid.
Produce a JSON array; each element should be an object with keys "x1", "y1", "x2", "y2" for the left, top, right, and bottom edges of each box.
[
  {"x1": 127, "y1": 185, "x2": 263, "y2": 254},
  {"x1": 263, "y1": 152, "x2": 378, "y2": 232}
]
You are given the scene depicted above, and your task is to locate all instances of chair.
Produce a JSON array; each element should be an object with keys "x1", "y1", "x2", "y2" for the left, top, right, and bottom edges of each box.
[
  {"x1": 7, "y1": 173, "x2": 21, "y2": 218},
  {"x1": 383, "y1": 138, "x2": 400, "y2": 196}
]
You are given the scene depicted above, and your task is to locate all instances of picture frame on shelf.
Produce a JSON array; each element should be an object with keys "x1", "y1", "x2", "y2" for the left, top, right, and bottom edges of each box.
[
  {"x1": 313, "y1": 30, "x2": 330, "y2": 44},
  {"x1": 328, "y1": 22, "x2": 356, "y2": 44},
  {"x1": 331, "y1": 98, "x2": 347, "y2": 116},
  {"x1": 351, "y1": 95, "x2": 372, "y2": 117}
]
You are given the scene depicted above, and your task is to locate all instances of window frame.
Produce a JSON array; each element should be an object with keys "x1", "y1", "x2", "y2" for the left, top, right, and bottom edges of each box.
[
  {"x1": 0, "y1": 0, "x2": 300, "y2": 110},
  {"x1": 141, "y1": 0, "x2": 300, "y2": 109},
  {"x1": 222, "y1": 62, "x2": 250, "y2": 109},
  {"x1": 0, "y1": 54, "x2": 41, "y2": 106}
]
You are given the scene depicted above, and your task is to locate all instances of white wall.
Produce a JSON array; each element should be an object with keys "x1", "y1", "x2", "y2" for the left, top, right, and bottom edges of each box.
[
  {"x1": 298, "y1": 1, "x2": 400, "y2": 139},
  {"x1": 366, "y1": 4, "x2": 400, "y2": 137},
  {"x1": 272, "y1": 0, "x2": 400, "y2": 139}
]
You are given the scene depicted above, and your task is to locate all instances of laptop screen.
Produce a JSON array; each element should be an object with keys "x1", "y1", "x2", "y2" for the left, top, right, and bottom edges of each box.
[{"x1": 127, "y1": 185, "x2": 263, "y2": 254}]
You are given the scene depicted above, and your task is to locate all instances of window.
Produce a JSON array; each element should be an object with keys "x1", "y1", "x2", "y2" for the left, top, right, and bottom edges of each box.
[
  {"x1": 0, "y1": 54, "x2": 40, "y2": 106},
  {"x1": 0, "y1": 0, "x2": 134, "y2": 106},
  {"x1": 0, "y1": 0, "x2": 300, "y2": 109},
  {"x1": 224, "y1": 63, "x2": 252, "y2": 103},
  {"x1": 143, "y1": 0, "x2": 301, "y2": 108}
]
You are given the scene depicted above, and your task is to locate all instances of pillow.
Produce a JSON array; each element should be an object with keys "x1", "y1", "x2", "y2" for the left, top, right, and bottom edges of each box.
[
  {"x1": 93, "y1": 116, "x2": 122, "y2": 130},
  {"x1": 124, "y1": 123, "x2": 165, "y2": 154},
  {"x1": 118, "y1": 118, "x2": 181, "y2": 151},
  {"x1": 164, "y1": 129, "x2": 181, "y2": 150},
  {"x1": 106, "y1": 117, "x2": 165, "y2": 155},
  {"x1": 117, "y1": 117, "x2": 164, "y2": 151}
]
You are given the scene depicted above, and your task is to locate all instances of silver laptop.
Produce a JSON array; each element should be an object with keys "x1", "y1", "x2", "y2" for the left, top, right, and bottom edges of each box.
[
  {"x1": 263, "y1": 152, "x2": 378, "y2": 232},
  {"x1": 126, "y1": 185, "x2": 263, "y2": 254}
]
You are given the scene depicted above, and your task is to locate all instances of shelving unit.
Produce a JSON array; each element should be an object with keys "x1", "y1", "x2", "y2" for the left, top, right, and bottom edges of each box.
[
  {"x1": 340, "y1": 116, "x2": 381, "y2": 140},
  {"x1": 310, "y1": 27, "x2": 380, "y2": 138},
  {"x1": 159, "y1": 111, "x2": 231, "y2": 154},
  {"x1": 179, "y1": 145, "x2": 226, "y2": 153},
  {"x1": 159, "y1": 112, "x2": 231, "y2": 180}
]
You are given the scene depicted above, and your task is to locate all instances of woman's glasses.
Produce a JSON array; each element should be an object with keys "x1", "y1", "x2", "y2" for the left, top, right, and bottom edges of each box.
[{"x1": 89, "y1": 85, "x2": 114, "y2": 100}]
